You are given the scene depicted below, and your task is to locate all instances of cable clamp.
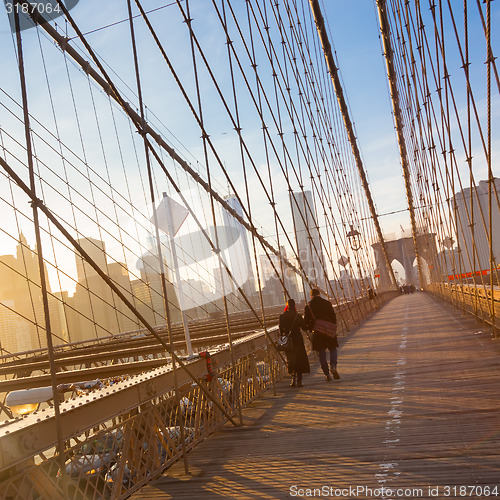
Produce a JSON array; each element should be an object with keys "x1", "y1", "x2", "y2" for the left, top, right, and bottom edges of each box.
[{"x1": 29, "y1": 197, "x2": 44, "y2": 209}]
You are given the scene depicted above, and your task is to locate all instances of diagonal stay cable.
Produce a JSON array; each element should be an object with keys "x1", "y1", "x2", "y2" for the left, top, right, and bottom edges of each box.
[
  {"x1": 30, "y1": 1, "x2": 305, "y2": 296},
  {"x1": 0, "y1": 151, "x2": 239, "y2": 427}
]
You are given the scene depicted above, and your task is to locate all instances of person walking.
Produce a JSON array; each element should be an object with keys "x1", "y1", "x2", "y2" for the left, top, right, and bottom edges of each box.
[
  {"x1": 303, "y1": 288, "x2": 339, "y2": 381},
  {"x1": 278, "y1": 298, "x2": 310, "y2": 387}
]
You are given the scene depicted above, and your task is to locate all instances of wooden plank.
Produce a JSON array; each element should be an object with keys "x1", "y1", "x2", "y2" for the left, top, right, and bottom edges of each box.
[{"x1": 131, "y1": 293, "x2": 500, "y2": 499}]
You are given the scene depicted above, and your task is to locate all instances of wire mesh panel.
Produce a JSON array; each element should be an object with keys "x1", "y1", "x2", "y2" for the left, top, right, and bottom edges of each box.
[
  {"x1": 0, "y1": 0, "x2": 497, "y2": 496},
  {"x1": 0, "y1": 336, "x2": 287, "y2": 500}
]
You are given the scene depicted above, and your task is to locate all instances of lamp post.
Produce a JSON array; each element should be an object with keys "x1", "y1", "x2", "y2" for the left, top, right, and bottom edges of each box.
[
  {"x1": 338, "y1": 255, "x2": 350, "y2": 268},
  {"x1": 337, "y1": 255, "x2": 351, "y2": 302},
  {"x1": 157, "y1": 193, "x2": 193, "y2": 357},
  {"x1": 346, "y1": 224, "x2": 362, "y2": 251},
  {"x1": 346, "y1": 224, "x2": 363, "y2": 298}
]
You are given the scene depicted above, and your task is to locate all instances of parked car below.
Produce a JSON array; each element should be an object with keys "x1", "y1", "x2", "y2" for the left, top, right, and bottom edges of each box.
[{"x1": 58, "y1": 430, "x2": 123, "y2": 485}]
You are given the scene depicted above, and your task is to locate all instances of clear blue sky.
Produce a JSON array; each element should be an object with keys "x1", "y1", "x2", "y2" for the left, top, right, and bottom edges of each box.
[
  {"x1": 323, "y1": 0, "x2": 407, "y2": 235},
  {"x1": 0, "y1": 0, "x2": 497, "y2": 292}
]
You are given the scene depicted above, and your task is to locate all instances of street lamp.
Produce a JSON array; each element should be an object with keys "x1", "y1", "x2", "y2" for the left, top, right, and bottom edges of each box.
[
  {"x1": 5, "y1": 387, "x2": 54, "y2": 415},
  {"x1": 441, "y1": 236, "x2": 455, "y2": 282},
  {"x1": 346, "y1": 224, "x2": 362, "y2": 251},
  {"x1": 5, "y1": 380, "x2": 104, "y2": 415},
  {"x1": 346, "y1": 225, "x2": 364, "y2": 299}
]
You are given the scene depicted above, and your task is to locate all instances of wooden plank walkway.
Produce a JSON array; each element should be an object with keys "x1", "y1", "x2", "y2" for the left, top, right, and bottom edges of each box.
[{"x1": 132, "y1": 293, "x2": 500, "y2": 499}]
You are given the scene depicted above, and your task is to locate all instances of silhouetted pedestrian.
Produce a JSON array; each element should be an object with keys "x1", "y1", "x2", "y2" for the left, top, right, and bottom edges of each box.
[
  {"x1": 303, "y1": 289, "x2": 339, "y2": 381},
  {"x1": 278, "y1": 298, "x2": 310, "y2": 387}
]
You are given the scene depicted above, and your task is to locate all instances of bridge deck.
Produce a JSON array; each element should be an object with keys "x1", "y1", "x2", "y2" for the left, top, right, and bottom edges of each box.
[{"x1": 132, "y1": 293, "x2": 500, "y2": 499}]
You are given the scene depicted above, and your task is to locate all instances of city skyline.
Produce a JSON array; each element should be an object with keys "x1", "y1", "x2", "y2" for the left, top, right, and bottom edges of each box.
[
  {"x1": 0, "y1": 1, "x2": 497, "y2": 356},
  {"x1": 0, "y1": 229, "x2": 282, "y2": 353},
  {"x1": 0, "y1": 226, "x2": 373, "y2": 354}
]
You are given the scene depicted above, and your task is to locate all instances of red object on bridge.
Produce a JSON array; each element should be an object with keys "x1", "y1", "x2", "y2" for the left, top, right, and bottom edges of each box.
[
  {"x1": 447, "y1": 269, "x2": 489, "y2": 281},
  {"x1": 199, "y1": 351, "x2": 216, "y2": 381}
]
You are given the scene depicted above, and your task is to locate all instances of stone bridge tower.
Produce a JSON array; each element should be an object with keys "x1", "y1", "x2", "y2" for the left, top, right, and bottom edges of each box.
[{"x1": 372, "y1": 233, "x2": 438, "y2": 288}]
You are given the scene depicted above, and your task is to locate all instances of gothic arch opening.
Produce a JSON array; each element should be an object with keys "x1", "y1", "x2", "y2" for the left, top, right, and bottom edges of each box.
[{"x1": 391, "y1": 259, "x2": 406, "y2": 285}]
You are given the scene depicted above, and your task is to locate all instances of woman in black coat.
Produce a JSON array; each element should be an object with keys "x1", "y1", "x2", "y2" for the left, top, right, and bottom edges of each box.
[{"x1": 278, "y1": 298, "x2": 310, "y2": 387}]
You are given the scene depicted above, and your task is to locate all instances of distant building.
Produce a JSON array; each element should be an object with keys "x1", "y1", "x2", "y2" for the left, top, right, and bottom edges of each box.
[
  {"x1": 133, "y1": 249, "x2": 181, "y2": 327},
  {"x1": 435, "y1": 247, "x2": 460, "y2": 280},
  {"x1": 0, "y1": 300, "x2": 31, "y2": 354},
  {"x1": 72, "y1": 237, "x2": 139, "y2": 341},
  {"x1": 0, "y1": 233, "x2": 60, "y2": 352},
  {"x1": 261, "y1": 275, "x2": 284, "y2": 308},
  {"x1": 259, "y1": 246, "x2": 300, "y2": 301},
  {"x1": 52, "y1": 291, "x2": 71, "y2": 343},
  {"x1": 182, "y1": 278, "x2": 217, "y2": 313},
  {"x1": 453, "y1": 178, "x2": 500, "y2": 277},
  {"x1": 75, "y1": 237, "x2": 106, "y2": 283},
  {"x1": 290, "y1": 190, "x2": 326, "y2": 294},
  {"x1": 0, "y1": 232, "x2": 187, "y2": 354},
  {"x1": 213, "y1": 265, "x2": 234, "y2": 299}
]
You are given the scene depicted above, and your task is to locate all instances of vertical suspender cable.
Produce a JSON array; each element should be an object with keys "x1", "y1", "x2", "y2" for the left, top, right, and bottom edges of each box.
[
  {"x1": 308, "y1": 0, "x2": 398, "y2": 290},
  {"x1": 0, "y1": 153, "x2": 240, "y2": 428},
  {"x1": 12, "y1": 7, "x2": 67, "y2": 491},
  {"x1": 476, "y1": 0, "x2": 500, "y2": 94},
  {"x1": 215, "y1": 0, "x2": 276, "y2": 396},
  {"x1": 485, "y1": 0, "x2": 496, "y2": 335},
  {"x1": 9, "y1": 0, "x2": 240, "y2": 430},
  {"x1": 464, "y1": 0, "x2": 480, "y2": 320},
  {"x1": 376, "y1": 0, "x2": 424, "y2": 288},
  {"x1": 126, "y1": 0, "x2": 190, "y2": 472},
  {"x1": 432, "y1": 0, "x2": 491, "y2": 320},
  {"x1": 247, "y1": 0, "x2": 288, "y2": 305},
  {"x1": 186, "y1": 0, "x2": 244, "y2": 425},
  {"x1": 25, "y1": 2, "x2": 303, "y2": 305}
]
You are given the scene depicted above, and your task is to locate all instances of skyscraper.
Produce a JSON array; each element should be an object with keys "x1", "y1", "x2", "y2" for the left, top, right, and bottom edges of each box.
[
  {"x1": 0, "y1": 234, "x2": 62, "y2": 352},
  {"x1": 134, "y1": 249, "x2": 182, "y2": 327},
  {"x1": 290, "y1": 190, "x2": 326, "y2": 294},
  {"x1": 75, "y1": 237, "x2": 107, "y2": 283},
  {"x1": 72, "y1": 237, "x2": 136, "y2": 341},
  {"x1": 453, "y1": 179, "x2": 500, "y2": 275},
  {"x1": 0, "y1": 299, "x2": 31, "y2": 354}
]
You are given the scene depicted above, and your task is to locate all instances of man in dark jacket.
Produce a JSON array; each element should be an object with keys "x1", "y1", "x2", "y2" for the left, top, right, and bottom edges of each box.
[{"x1": 303, "y1": 288, "x2": 339, "y2": 381}]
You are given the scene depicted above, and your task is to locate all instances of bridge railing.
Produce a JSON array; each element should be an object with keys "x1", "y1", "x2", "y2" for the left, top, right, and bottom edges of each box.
[
  {"x1": 426, "y1": 283, "x2": 500, "y2": 331},
  {"x1": 0, "y1": 291, "x2": 397, "y2": 500},
  {"x1": 0, "y1": 326, "x2": 285, "y2": 500}
]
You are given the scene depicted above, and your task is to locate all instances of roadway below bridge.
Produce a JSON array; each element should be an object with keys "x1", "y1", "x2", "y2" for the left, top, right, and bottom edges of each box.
[
  {"x1": 132, "y1": 292, "x2": 500, "y2": 499},
  {"x1": 0, "y1": 309, "x2": 285, "y2": 394}
]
